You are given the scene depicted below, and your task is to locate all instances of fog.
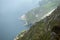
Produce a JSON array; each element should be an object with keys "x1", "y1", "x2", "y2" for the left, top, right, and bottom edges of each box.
[{"x1": 0, "y1": 0, "x2": 39, "y2": 40}]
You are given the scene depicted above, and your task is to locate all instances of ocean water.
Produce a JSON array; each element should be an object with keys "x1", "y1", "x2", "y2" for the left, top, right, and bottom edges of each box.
[{"x1": 0, "y1": 0, "x2": 39, "y2": 40}]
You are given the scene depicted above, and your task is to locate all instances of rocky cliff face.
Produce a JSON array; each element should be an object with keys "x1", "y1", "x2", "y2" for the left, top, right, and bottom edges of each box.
[{"x1": 15, "y1": 5, "x2": 60, "y2": 40}]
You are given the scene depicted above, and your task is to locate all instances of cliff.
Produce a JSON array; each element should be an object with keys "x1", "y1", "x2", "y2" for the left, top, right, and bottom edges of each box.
[{"x1": 14, "y1": 5, "x2": 60, "y2": 40}]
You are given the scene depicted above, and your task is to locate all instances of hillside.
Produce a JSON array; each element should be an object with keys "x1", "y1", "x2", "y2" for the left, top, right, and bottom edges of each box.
[
  {"x1": 14, "y1": 5, "x2": 60, "y2": 40},
  {"x1": 21, "y1": 0, "x2": 59, "y2": 26}
]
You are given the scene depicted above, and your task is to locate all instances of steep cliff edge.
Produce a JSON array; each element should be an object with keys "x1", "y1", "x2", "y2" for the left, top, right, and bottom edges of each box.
[{"x1": 14, "y1": 5, "x2": 60, "y2": 40}]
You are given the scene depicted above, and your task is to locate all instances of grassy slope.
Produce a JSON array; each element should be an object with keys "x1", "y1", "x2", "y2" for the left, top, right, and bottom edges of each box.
[{"x1": 16, "y1": 5, "x2": 60, "y2": 40}]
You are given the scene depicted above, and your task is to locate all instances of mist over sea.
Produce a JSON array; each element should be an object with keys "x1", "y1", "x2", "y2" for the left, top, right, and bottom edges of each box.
[{"x1": 0, "y1": 0, "x2": 40, "y2": 40}]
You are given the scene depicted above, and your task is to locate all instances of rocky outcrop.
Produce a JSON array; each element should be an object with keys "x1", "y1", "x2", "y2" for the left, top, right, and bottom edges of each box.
[{"x1": 15, "y1": 5, "x2": 60, "y2": 40}]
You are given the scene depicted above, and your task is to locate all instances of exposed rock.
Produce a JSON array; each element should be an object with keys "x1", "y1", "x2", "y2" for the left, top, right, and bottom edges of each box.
[{"x1": 15, "y1": 5, "x2": 60, "y2": 40}]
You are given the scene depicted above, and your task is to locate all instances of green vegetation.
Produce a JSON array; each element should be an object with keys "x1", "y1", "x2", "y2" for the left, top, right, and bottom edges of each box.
[
  {"x1": 22, "y1": 0, "x2": 59, "y2": 26},
  {"x1": 15, "y1": 5, "x2": 60, "y2": 40},
  {"x1": 15, "y1": 0, "x2": 60, "y2": 40}
]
